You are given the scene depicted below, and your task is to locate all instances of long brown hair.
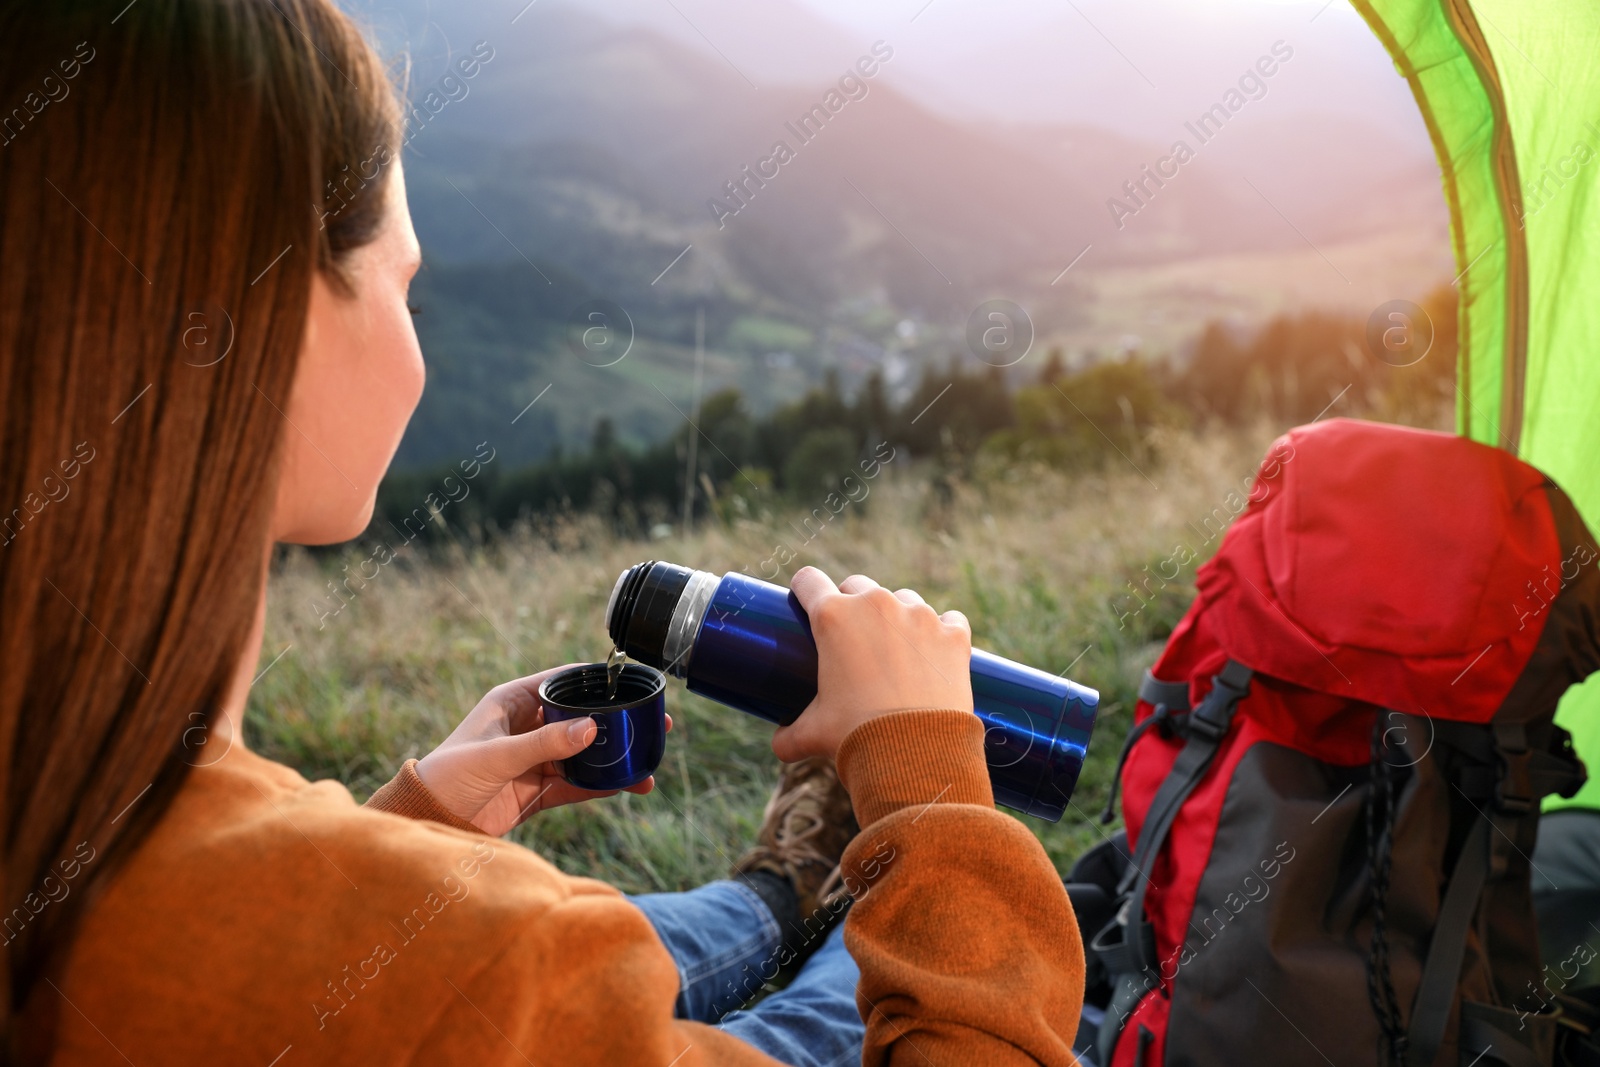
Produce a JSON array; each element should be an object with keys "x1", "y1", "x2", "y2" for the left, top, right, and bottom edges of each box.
[{"x1": 0, "y1": 0, "x2": 399, "y2": 1054}]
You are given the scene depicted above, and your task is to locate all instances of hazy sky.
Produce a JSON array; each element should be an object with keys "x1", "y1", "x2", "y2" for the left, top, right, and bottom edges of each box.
[
  {"x1": 504, "y1": 0, "x2": 1428, "y2": 146},
  {"x1": 792, "y1": 0, "x2": 1356, "y2": 33},
  {"x1": 354, "y1": 0, "x2": 1433, "y2": 165}
]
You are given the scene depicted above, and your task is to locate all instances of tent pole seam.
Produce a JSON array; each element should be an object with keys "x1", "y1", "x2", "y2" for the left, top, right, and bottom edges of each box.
[
  {"x1": 1443, "y1": 0, "x2": 1530, "y2": 453},
  {"x1": 1347, "y1": 0, "x2": 1476, "y2": 439}
]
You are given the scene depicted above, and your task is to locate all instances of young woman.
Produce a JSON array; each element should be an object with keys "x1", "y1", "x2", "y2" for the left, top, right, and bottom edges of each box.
[{"x1": 0, "y1": 2, "x2": 1084, "y2": 1063}]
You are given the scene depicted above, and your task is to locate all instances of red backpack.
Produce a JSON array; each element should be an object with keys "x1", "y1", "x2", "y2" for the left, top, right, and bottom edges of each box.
[{"x1": 1082, "y1": 419, "x2": 1599, "y2": 1067}]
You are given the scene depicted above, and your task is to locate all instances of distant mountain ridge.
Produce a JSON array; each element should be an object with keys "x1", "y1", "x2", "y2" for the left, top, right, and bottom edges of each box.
[{"x1": 351, "y1": 0, "x2": 1449, "y2": 469}]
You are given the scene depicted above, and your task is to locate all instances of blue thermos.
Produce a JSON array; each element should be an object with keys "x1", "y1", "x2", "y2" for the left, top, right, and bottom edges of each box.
[{"x1": 605, "y1": 561, "x2": 1098, "y2": 821}]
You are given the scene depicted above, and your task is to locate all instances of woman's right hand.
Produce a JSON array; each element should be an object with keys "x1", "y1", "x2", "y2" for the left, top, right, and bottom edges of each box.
[{"x1": 772, "y1": 567, "x2": 974, "y2": 762}]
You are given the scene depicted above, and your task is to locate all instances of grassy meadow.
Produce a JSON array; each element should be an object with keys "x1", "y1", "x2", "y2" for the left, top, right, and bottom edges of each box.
[{"x1": 250, "y1": 421, "x2": 1327, "y2": 889}]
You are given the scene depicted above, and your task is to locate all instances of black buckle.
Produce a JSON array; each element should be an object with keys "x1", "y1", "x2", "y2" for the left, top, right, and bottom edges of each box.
[
  {"x1": 1494, "y1": 722, "x2": 1533, "y2": 815},
  {"x1": 1187, "y1": 661, "x2": 1253, "y2": 743},
  {"x1": 1187, "y1": 703, "x2": 1229, "y2": 744},
  {"x1": 1495, "y1": 753, "x2": 1534, "y2": 815},
  {"x1": 1089, "y1": 898, "x2": 1158, "y2": 976}
]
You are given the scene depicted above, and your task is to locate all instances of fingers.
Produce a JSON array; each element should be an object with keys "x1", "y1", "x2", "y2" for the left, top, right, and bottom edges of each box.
[
  {"x1": 530, "y1": 780, "x2": 620, "y2": 811},
  {"x1": 940, "y1": 609, "x2": 971, "y2": 636},
  {"x1": 804, "y1": 569, "x2": 956, "y2": 626},
  {"x1": 838, "y1": 573, "x2": 880, "y2": 595},
  {"x1": 789, "y1": 566, "x2": 840, "y2": 613},
  {"x1": 562, "y1": 718, "x2": 597, "y2": 747},
  {"x1": 491, "y1": 716, "x2": 596, "y2": 779},
  {"x1": 771, "y1": 722, "x2": 808, "y2": 764},
  {"x1": 797, "y1": 569, "x2": 928, "y2": 606},
  {"x1": 525, "y1": 765, "x2": 657, "y2": 817},
  {"x1": 491, "y1": 662, "x2": 585, "y2": 733},
  {"x1": 771, "y1": 700, "x2": 824, "y2": 763}
]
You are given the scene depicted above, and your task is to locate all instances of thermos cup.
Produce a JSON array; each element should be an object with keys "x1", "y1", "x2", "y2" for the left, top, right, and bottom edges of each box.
[
  {"x1": 538, "y1": 662, "x2": 668, "y2": 791},
  {"x1": 605, "y1": 561, "x2": 1098, "y2": 821}
]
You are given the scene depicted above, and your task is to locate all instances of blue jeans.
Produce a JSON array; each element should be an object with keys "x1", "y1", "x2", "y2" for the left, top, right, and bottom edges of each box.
[{"x1": 629, "y1": 881, "x2": 864, "y2": 1067}]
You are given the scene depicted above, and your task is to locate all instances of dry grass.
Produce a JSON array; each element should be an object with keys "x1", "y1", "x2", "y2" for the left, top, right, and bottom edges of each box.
[{"x1": 249, "y1": 422, "x2": 1286, "y2": 890}]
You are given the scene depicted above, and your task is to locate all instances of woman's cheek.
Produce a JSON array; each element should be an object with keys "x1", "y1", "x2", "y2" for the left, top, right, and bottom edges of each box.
[
  {"x1": 356, "y1": 302, "x2": 424, "y2": 462},
  {"x1": 385, "y1": 314, "x2": 425, "y2": 443},
  {"x1": 402, "y1": 326, "x2": 425, "y2": 412}
]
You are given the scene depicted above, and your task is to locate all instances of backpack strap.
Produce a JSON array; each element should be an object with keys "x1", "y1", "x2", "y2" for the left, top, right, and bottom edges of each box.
[
  {"x1": 1095, "y1": 660, "x2": 1253, "y2": 1063},
  {"x1": 1403, "y1": 810, "x2": 1493, "y2": 1067},
  {"x1": 1116, "y1": 660, "x2": 1254, "y2": 902},
  {"x1": 1139, "y1": 671, "x2": 1191, "y2": 714},
  {"x1": 1403, "y1": 720, "x2": 1584, "y2": 1067},
  {"x1": 1096, "y1": 671, "x2": 1192, "y2": 824}
]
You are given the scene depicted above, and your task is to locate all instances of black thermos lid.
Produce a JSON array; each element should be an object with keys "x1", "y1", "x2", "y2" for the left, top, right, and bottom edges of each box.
[{"x1": 605, "y1": 561, "x2": 694, "y2": 669}]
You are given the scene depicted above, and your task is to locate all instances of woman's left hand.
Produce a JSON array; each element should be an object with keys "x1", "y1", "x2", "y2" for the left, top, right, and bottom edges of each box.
[{"x1": 415, "y1": 664, "x2": 669, "y2": 836}]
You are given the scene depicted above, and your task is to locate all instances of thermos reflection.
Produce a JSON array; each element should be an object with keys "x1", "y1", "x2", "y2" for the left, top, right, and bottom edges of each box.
[{"x1": 605, "y1": 561, "x2": 1098, "y2": 822}]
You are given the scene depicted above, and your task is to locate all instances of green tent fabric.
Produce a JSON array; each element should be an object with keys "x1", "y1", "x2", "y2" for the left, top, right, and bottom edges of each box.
[{"x1": 1353, "y1": 0, "x2": 1600, "y2": 811}]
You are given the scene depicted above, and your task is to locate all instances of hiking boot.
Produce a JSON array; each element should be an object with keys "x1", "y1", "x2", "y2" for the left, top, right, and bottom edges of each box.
[{"x1": 734, "y1": 756, "x2": 860, "y2": 921}]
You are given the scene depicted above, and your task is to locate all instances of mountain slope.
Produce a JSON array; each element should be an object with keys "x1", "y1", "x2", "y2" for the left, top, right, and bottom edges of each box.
[{"x1": 365, "y1": 1, "x2": 1447, "y2": 468}]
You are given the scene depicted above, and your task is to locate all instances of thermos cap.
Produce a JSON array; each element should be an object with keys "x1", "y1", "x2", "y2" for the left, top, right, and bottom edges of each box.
[
  {"x1": 538, "y1": 662, "x2": 667, "y2": 792},
  {"x1": 605, "y1": 561, "x2": 716, "y2": 677}
]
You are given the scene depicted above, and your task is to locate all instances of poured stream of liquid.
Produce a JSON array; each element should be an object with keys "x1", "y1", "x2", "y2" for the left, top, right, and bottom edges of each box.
[{"x1": 605, "y1": 646, "x2": 627, "y2": 701}]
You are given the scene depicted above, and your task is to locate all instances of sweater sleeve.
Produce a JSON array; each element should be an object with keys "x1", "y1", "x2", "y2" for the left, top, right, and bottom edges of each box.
[
  {"x1": 835, "y1": 709, "x2": 1085, "y2": 1066},
  {"x1": 378, "y1": 716, "x2": 1084, "y2": 1066},
  {"x1": 364, "y1": 758, "x2": 483, "y2": 834}
]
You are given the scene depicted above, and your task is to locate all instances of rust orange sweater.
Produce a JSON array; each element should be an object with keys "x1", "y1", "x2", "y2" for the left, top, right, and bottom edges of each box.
[{"x1": 50, "y1": 710, "x2": 1084, "y2": 1065}]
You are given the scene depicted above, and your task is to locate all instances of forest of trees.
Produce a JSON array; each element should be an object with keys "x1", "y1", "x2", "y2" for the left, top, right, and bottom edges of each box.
[{"x1": 371, "y1": 288, "x2": 1456, "y2": 544}]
